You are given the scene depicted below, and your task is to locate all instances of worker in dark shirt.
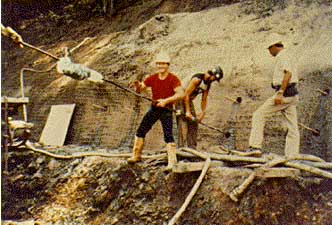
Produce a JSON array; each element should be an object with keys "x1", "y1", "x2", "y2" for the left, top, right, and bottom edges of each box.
[{"x1": 176, "y1": 66, "x2": 223, "y2": 149}]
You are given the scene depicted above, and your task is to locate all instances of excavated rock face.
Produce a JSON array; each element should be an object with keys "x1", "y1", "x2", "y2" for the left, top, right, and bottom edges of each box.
[
  {"x1": 298, "y1": 70, "x2": 332, "y2": 160},
  {"x1": 138, "y1": 15, "x2": 170, "y2": 42},
  {"x1": 323, "y1": 92, "x2": 332, "y2": 160},
  {"x1": 2, "y1": 148, "x2": 332, "y2": 224},
  {"x1": 319, "y1": 73, "x2": 332, "y2": 160},
  {"x1": 2, "y1": 1, "x2": 332, "y2": 152}
]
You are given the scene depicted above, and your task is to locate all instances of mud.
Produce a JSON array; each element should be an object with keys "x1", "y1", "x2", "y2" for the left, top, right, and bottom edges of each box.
[{"x1": 2, "y1": 147, "x2": 332, "y2": 224}]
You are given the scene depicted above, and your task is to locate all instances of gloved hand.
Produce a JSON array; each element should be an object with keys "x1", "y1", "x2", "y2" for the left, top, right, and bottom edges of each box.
[
  {"x1": 1, "y1": 24, "x2": 24, "y2": 48},
  {"x1": 129, "y1": 80, "x2": 142, "y2": 93}
]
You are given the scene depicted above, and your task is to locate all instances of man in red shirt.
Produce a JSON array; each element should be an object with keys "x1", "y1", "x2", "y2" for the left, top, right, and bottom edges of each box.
[{"x1": 128, "y1": 52, "x2": 184, "y2": 170}]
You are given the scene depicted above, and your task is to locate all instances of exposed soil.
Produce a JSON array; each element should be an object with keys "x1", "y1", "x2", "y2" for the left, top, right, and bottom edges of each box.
[
  {"x1": 3, "y1": 146, "x2": 332, "y2": 224},
  {"x1": 2, "y1": 0, "x2": 332, "y2": 224}
]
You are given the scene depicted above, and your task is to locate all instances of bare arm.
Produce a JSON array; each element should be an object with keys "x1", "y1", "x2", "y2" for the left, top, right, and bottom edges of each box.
[
  {"x1": 197, "y1": 90, "x2": 208, "y2": 122},
  {"x1": 184, "y1": 78, "x2": 200, "y2": 117},
  {"x1": 157, "y1": 86, "x2": 184, "y2": 107}
]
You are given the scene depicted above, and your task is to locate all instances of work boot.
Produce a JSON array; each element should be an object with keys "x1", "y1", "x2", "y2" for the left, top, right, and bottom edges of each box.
[
  {"x1": 243, "y1": 147, "x2": 262, "y2": 157},
  {"x1": 165, "y1": 143, "x2": 178, "y2": 171},
  {"x1": 127, "y1": 137, "x2": 144, "y2": 164}
]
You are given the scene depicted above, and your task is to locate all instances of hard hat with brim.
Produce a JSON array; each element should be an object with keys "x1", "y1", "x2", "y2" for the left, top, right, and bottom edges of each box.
[
  {"x1": 267, "y1": 41, "x2": 283, "y2": 49},
  {"x1": 265, "y1": 33, "x2": 284, "y2": 49},
  {"x1": 155, "y1": 52, "x2": 171, "y2": 64}
]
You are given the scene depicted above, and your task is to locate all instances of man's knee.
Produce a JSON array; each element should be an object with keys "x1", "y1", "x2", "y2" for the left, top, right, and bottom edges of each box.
[
  {"x1": 287, "y1": 127, "x2": 300, "y2": 138},
  {"x1": 136, "y1": 125, "x2": 149, "y2": 138}
]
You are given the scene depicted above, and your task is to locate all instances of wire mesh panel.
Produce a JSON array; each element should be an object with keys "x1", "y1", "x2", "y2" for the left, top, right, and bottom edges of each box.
[{"x1": 28, "y1": 79, "x2": 167, "y2": 151}]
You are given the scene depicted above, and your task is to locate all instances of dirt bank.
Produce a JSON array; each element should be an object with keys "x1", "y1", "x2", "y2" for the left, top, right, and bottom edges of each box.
[{"x1": 3, "y1": 147, "x2": 332, "y2": 224}]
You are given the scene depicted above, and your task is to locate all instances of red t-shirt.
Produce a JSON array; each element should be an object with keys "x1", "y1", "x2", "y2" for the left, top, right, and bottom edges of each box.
[{"x1": 144, "y1": 72, "x2": 181, "y2": 101}]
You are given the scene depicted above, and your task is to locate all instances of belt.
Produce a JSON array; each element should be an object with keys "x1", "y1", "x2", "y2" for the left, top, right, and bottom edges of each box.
[
  {"x1": 151, "y1": 104, "x2": 173, "y2": 112},
  {"x1": 272, "y1": 83, "x2": 299, "y2": 97}
]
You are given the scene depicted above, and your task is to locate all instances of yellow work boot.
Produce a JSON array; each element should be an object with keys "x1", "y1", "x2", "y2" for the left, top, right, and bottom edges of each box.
[
  {"x1": 165, "y1": 143, "x2": 178, "y2": 171},
  {"x1": 127, "y1": 137, "x2": 144, "y2": 164}
]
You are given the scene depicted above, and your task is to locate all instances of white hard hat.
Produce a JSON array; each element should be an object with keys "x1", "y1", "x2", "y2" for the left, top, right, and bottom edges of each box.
[
  {"x1": 155, "y1": 51, "x2": 171, "y2": 64},
  {"x1": 265, "y1": 33, "x2": 284, "y2": 49}
]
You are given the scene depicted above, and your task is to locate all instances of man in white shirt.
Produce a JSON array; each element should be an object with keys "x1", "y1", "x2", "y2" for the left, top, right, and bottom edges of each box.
[{"x1": 248, "y1": 38, "x2": 300, "y2": 156}]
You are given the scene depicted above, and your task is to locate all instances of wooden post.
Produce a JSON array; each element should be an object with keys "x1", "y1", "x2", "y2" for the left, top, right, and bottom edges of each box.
[
  {"x1": 168, "y1": 157, "x2": 211, "y2": 225},
  {"x1": 285, "y1": 161, "x2": 332, "y2": 179},
  {"x1": 229, "y1": 171, "x2": 256, "y2": 202},
  {"x1": 229, "y1": 155, "x2": 288, "y2": 201}
]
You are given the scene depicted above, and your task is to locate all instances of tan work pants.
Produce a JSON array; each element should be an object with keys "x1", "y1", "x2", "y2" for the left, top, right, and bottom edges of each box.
[{"x1": 249, "y1": 94, "x2": 300, "y2": 156}]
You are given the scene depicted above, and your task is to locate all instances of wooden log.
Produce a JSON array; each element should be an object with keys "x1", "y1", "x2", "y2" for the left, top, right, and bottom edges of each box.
[
  {"x1": 173, "y1": 161, "x2": 223, "y2": 173},
  {"x1": 212, "y1": 146, "x2": 266, "y2": 160},
  {"x1": 180, "y1": 147, "x2": 209, "y2": 159},
  {"x1": 24, "y1": 141, "x2": 166, "y2": 160},
  {"x1": 256, "y1": 167, "x2": 301, "y2": 178},
  {"x1": 209, "y1": 146, "x2": 229, "y2": 155},
  {"x1": 243, "y1": 163, "x2": 263, "y2": 168},
  {"x1": 1, "y1": 96, "x2": 29, "y2": 104},
  {"x1": 178, "y1": 147, "x2": 327, "y2": 165},
  {"x1": 302, "y1": 161, "x2": 332, "y2": 169},
  {"x1": 168, "y1": 157, "x2": 211, "y2": 225},
  {"x1": 287, "y1": 154, "x2": 325, "y2": 162},
  {"x1": 229, "y1": 171, "x2": 256, "y2": 202},
  {"x1": 285, "y1": 161, "x2": 332, "y2": 179},
  {"x1": 209, "y1": 152, "x2": 267, "y2": 163},
  {"x1": 180, "y1": 147, "x2": 267, "y2": 163},
  {"x1": 176, "y1": 150, "x2": 197, "y2": 158},
  {"x1": 229, "y1": 155, "x2": 288, "y2": 201}
]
